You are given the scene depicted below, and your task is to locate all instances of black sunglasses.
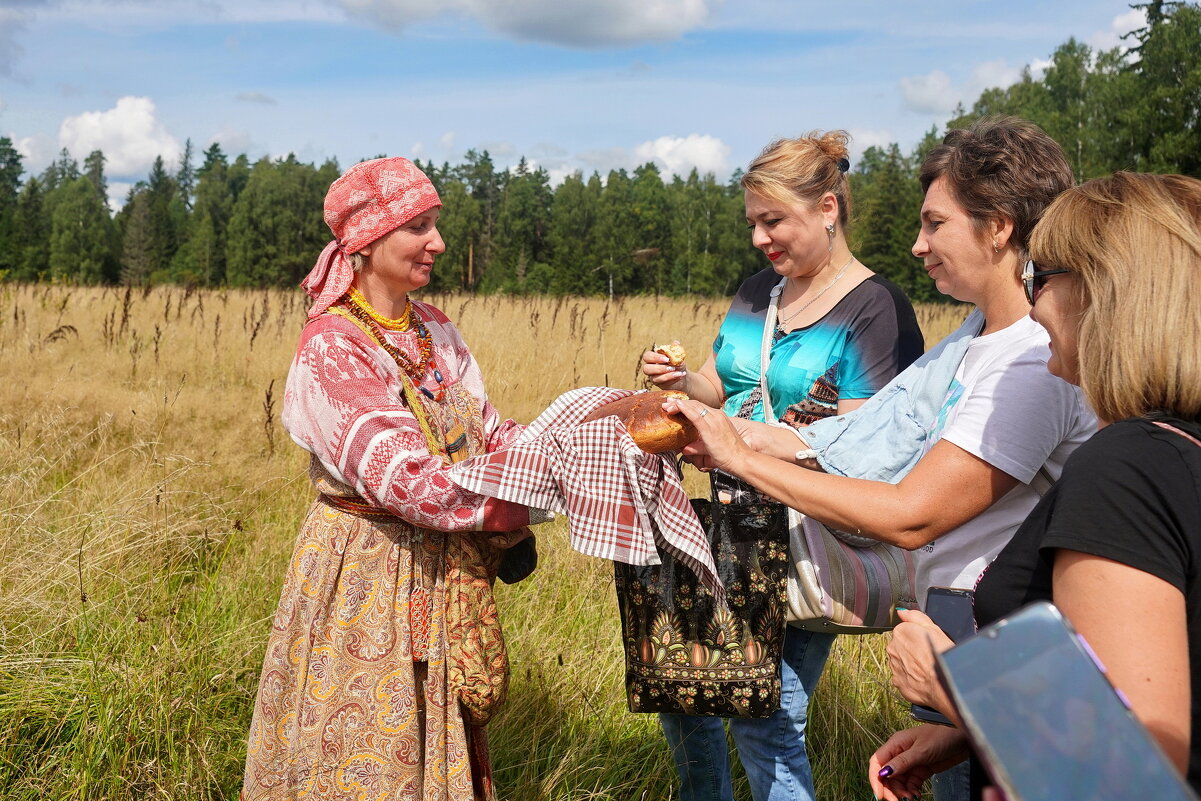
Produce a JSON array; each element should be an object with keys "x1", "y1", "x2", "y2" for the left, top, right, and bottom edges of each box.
[{"x1": 1020, "y1": 260, "x2": 1071, "y2": 305}]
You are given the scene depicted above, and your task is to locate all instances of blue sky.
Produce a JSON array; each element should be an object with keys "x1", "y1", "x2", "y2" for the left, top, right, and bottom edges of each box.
[{"x1": 1, "y1": 0, "x2": 1143, "y2": 208}]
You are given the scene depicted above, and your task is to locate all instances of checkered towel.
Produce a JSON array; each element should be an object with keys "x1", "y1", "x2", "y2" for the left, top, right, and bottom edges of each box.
[{"x1": 449, "y1": 387, "x2": 723, "y2": 600}]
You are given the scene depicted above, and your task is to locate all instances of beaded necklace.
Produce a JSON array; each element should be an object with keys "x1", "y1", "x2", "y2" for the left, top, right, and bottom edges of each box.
[
  {"x1": 346, "y1": 286, "x2": 413, "y2": 331},
  {"x1": 340, "y1": 290, "x2": 447, "y2": 401}
]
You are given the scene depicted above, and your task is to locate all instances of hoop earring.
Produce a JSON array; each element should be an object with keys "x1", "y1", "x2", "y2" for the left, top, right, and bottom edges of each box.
[{"x1": 826, "y1": 223, "x2": 835, "y2": 253}]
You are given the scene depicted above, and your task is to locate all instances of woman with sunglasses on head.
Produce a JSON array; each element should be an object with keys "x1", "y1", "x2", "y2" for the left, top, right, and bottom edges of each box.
[
  {"x1": 872, "y1": 172, "x2": 1201, "y2": 799},
  {"x1": 662, "y1": 117, "x2": 1096, "y2": 801}
]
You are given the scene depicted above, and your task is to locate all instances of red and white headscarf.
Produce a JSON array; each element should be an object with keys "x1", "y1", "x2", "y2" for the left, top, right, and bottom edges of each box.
[{"x1": 301, "y1": 157, "x2": 442, "y2": 319}]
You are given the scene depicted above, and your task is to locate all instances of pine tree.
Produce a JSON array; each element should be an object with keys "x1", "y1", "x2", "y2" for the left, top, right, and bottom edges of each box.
[
  {"x1": 434, "y1": 178, "x2": 481, "y2": 291},
  {"x1": 225, "y1": 155, "x2": 331, "y2": 287},
  {"x1": 83, "y1": 150, "x2": 109, "y2": 209},
  {"x1": 0, "y1": 137, "x2": 23, "y2": 277},
  {"x1": 12, "y1": 178, "x2": 48, "y2": 281},
  {"x1": 547, "y1": 171, "x2": 601, "y2": 295},
  {"x1": 49, "y1": 177, "x2": 116, "y2": 284}
]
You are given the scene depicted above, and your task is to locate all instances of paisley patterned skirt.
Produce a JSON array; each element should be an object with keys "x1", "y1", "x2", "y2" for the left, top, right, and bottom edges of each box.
[{"x1": 241, "y1": 498, "x2": 509, "y2": 801}]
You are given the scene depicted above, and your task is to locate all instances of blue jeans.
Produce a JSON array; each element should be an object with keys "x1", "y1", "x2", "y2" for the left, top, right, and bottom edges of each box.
[
  {"x1": 660, "y1": 626, "x2": 836, "y2": 801},
  {"x1": 932, "y1": 759, "x2": 971, "y2": 801}
]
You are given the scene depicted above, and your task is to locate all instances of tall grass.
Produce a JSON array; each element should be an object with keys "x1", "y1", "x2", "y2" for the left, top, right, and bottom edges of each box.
[{"x1": 0, "y1": 284, "x2": 969, "y2": 800}]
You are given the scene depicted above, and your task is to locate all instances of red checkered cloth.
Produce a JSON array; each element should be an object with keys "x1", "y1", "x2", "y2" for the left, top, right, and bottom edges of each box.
[{"x1": 449, "y1": 386, "x2": 724, "y2": 601}]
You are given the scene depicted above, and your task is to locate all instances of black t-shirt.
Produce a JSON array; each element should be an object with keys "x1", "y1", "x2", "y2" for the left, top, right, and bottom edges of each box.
[{"x1": 975, "y1": 416, "x2": 1201, "y2": 789}]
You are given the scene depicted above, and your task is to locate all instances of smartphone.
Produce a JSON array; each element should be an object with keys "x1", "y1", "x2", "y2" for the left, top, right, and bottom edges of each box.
[
  {"x1": 935, "y1": 601, "x2": 1198, "y2": 801},
  {"x1": 911, "y1": 586, "x2": 976, "y2": 726}
]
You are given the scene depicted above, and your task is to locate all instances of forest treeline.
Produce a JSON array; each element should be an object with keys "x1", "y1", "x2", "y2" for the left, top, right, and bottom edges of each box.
[{"x1": 0, "y1": 1, "x2": 1195, "y2": 300}]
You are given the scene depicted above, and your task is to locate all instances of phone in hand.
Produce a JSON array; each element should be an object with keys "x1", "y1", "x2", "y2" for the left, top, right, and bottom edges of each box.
[
  {"x1": 935, "y1": 601, "x2": 1197, "y2": 801},
  {"x1": 911, "y1": 586, "x2": 976, "y2": 726}
]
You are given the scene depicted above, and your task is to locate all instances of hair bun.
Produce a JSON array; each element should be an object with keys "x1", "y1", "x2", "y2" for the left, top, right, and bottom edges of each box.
[{"x1": 837, "y1": 157, "x2": 850, "y2": 173}]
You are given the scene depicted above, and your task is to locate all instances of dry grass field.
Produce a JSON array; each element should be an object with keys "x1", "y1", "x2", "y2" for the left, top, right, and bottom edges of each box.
[{"x1": 0, "y1": 283, "x2": 969, "y2": 800}]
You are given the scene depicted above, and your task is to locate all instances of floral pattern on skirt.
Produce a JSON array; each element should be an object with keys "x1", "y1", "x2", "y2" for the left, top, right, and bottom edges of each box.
[{"x1": 242, "y1": 482, "x2": 523, "y2": 801}]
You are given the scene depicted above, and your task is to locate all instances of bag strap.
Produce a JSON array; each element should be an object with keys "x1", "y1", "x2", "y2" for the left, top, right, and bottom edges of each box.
[
  {"x1": 757, "y1": 277, "x2": 788, "y2": 423},
  {"x1": 1152, "y1": 420, "x2": 1201, "y2": 449}
]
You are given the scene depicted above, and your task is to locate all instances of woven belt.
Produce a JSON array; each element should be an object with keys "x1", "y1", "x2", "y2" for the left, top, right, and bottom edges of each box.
[{"x1": 318, "y1": 493, "x2": 399, "y2": 519}]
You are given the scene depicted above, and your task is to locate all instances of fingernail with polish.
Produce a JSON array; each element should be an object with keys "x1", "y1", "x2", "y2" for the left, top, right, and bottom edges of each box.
[{"x1": 878, "y1": 765, "x2": 895, "y2": 779}]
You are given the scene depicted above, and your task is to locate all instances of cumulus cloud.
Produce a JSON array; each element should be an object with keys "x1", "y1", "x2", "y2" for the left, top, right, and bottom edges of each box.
[
  {"x1": 901, "y1": 58, "x2": 1032, "y2": 116},
  {"x1": 438, "y1": 131, "x2": 456, "y2": 154},
  {"x1": 12, "y1": 132, "x2": 56, "y2": 172},
  {"x1": 107, "y1": 180, "x2": 134, "y2": 212},
  {"x1": 969, "y1": 59, "x2": 1023, "y2": 96},
  {"x1": 633, "y1": 133, "x2": 729, "y2": 178},
  {"x1": 338, "y1": 0, "x2": 714, "y2": 47},
  {"x1": 235, "y1": 91, "x2": 278, "y2": 105},
  {"x1": 58, "y1": 96, "x2": 181, "y2": 176},
  {"x1": 899, "y1": 70, "x2": 956, "y2": 114},
  {"x1": 846, "y1": 128, "x2": 895, "y2": 163},
  {"x1": 209, "y1": 124, "x2": 254, "y2": 155},
  {"x1": 1090, "y1": 7, "x2": 1147, "y2": 51},
  {"x1": 1029, "y1": 57, "x2": 1054, "y2": 78}
]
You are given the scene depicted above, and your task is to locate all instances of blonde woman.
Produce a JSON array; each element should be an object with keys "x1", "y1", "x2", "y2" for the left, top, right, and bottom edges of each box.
[
  {"x1": 875, "y1": 172, "x2": 1201, "y2": 799},
  {"x1": 665, "y1": 118, "x2": 1096, "y2": 801},
  {"x1": 643, "y1": 131, "x2": 924, "y2": 801}
]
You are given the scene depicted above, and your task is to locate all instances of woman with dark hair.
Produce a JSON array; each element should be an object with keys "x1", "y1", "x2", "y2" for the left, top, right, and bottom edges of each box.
[
  {"x1": 241, "y1": 157, "x2": 544, "y2": 801},
  {"x1": 875, "y1": 171, "x2": 1201, "y2": 798},
  {"x1": 662, "y1": 117, "x2": 1096, "y2": 800}
]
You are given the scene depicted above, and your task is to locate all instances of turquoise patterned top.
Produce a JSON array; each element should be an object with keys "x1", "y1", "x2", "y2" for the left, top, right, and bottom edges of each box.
[{"x1": 713, "y1": 268, "x2": 924, "y2": 426}]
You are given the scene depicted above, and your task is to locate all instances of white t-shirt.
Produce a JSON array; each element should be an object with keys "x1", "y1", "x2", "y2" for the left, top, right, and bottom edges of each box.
[{"x1": 914, "y1": 314, "x2": 1096, "y2": 603}]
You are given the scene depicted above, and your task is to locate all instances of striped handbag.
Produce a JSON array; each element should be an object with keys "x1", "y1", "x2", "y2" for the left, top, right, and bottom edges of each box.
[
  {"x1": 783, "y1": 509, "x2": 916, "y2": 633},
  {"x1": 755, "y1": 278, "x2": 917, "y2": 633}
]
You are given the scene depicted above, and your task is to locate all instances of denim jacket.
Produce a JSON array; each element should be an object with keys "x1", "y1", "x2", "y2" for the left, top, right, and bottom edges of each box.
[{"x1": 796, "y1": 308, "x2": 985, "y2": 483}]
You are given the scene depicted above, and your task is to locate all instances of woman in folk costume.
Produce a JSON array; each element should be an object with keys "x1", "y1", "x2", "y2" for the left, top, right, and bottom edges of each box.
[{"x1": 242, "y1": 157, "x2": 545, "y2": 801}]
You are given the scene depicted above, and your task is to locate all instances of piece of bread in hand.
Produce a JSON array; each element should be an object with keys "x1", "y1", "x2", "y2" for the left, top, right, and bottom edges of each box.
[
  {"x1": 653, "y1": 340, "x2": 687, "y2": 367},
  {"x1": 582, "y1": 390, "x2": 699, "y2": 454}
]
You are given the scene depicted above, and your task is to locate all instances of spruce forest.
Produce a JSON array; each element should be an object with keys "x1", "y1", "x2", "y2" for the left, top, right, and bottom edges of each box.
[{"x1": 0, "y1": 1, "x2": 1197, "y2": 302}]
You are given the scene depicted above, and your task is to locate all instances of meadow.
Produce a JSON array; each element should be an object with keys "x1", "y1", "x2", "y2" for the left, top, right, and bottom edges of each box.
[{"x1": 0, "y1": 284, "x2": 969, "y2": 800}]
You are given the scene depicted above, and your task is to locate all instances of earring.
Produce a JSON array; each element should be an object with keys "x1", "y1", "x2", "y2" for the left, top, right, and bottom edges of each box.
[
  {"x1": 993, "y1": 240, "x2": 1000, "y2": 253},
  {"x1": 826, "y1": 223, "x2": 835, "y2": 253}
]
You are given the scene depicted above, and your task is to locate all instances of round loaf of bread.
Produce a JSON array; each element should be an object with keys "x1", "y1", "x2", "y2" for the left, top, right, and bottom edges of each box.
[{"x1": 582, "y1": 390, "x2": 699, "y2": 453}]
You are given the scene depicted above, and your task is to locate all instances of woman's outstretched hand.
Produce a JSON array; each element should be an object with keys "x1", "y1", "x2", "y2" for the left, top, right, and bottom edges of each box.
[
  {"x1": 662, "y1": 396, "x2": 752, "y2": 475},
  {"x1": 640, "y1": 348, "x2": 687, "y2": 390}
]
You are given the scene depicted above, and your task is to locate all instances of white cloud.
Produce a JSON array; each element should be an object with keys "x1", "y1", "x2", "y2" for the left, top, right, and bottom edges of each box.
[
  {"x1": 107, "y1": 180, "x2": 134, "y2": 212},
  {"x1": 845, "y1": 128, "x2": 895, "y2": 164},
  {"x1": 338, "y1": 0, "x2": 715, "y2": 47},
  {"x1": 1090, "y1": 7, "x2": 1146, "y2": 51},
  {"x1": 969, "y1": 58, "x2": 1023, "y2": 96},
  {"x1": 901, "y1": 58, "x2": 1030, "y2": 116},
  {"x1": 209, "y1": 125, "x2": 254, "y2": 155},
  {"x1": 633, "y1": 134, "x2": 729, "y2": 178},
  {"x1": 438, "y1": 131, "x2": 456, "y2": 154},
  {"x1": 1029, "y1": 57, "x2": 1054, "y2": 78},
  {"x1": 899, "y1": 70, "x2": 956, "y2": 114},
  {"x1": 58, "y1": 96, "x2": 181, "y2": 177},
  {"x1": 410, "y1": 141, "x2": 425, "y2": 157},
  {"x1": 12, "y1": 132, "x2": 55, "y2": 173}
]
